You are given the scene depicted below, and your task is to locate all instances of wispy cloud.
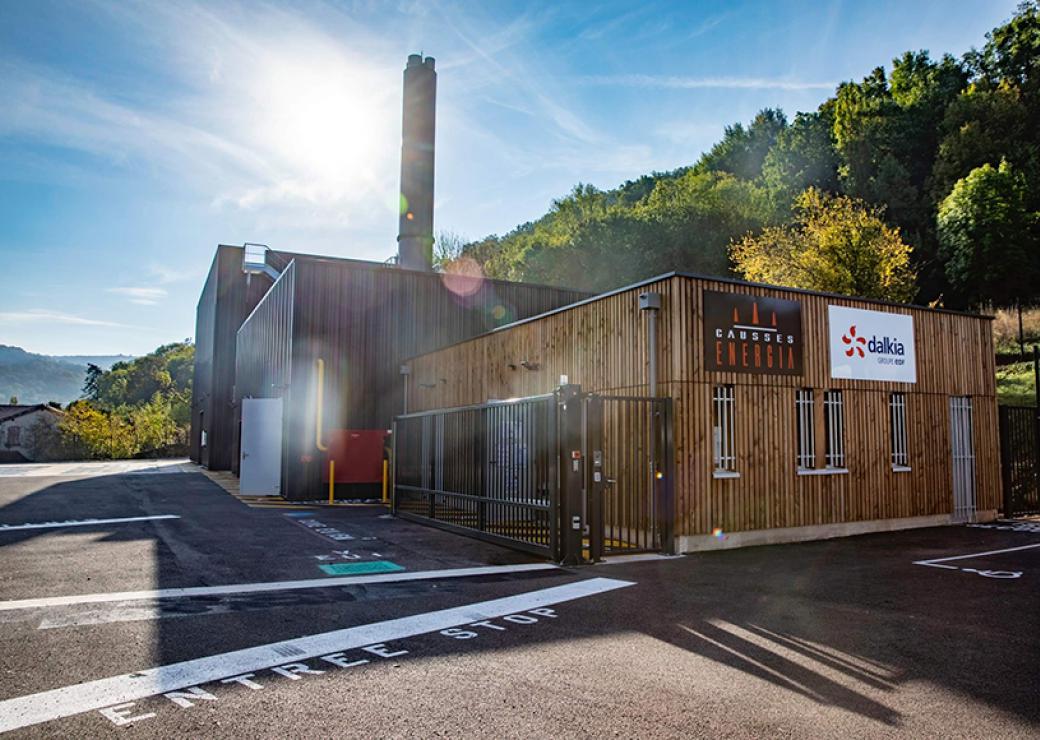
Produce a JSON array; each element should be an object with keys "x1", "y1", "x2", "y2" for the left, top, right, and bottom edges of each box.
[
  {"x1": 106, "y1": 287, "x2": 168, "y2": 305},
  {"x1": 0, "y1": 309, "x2": 134, "y2": 328},
  {"x1": 577, "y1": 74, "x2": 837, "y2": 91},
  {"x1": 147, "y1": 264, "x2": 202, "y2": 285},
  {"x1": 0, "y1": 1, "x2": 401, "y2": 241}
]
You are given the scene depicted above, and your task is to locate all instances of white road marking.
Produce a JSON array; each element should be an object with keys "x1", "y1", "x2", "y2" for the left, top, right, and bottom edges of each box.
[
  {"x1": 914, "y1": 541, "x2": 1040, "y2": 578},
  {"x1": 0, "y1": 515, "x2": 181, "y2": 533},
  {"x1": 0, "y1": 459, "x2": 194, "y2": 478},
  {"x1": 914, "y1": 541, "x2": 1040, "y2": 565},
  {"x1": 0, "y1": 576, "x2": 633, "y2": 733},
  {"x1": 0, "y1": 563, "x2": 560, "y2": 612}
]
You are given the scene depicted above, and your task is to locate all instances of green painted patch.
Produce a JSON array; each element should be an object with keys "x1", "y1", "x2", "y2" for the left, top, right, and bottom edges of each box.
[{"x1": 319, "y1": 561, "x2": 406, "y2": 576}]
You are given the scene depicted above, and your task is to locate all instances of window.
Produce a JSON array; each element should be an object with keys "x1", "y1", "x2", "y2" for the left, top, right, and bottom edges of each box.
[
  {"x1": 890, "y1": 392, "x2": 909, "y2": 469},
  {"x1": 712, "y1": 385, "x2": 736, "y2": 474},
  {"x1": 823, "y1": 390, "x2": 845, "y2": 468},
  {"x1": 6, "y1": 425, "x2": 21, "y2": 447},
  {"x1": 795, "y1": 389, "x2": 815, "y2": 469}
]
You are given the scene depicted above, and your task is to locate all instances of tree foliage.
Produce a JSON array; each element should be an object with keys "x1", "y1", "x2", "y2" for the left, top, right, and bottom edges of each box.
[
  {"x1": 730, "y1": 188, "x2": 917, "y2": 302},
  {"x1": 44, "y1": 343, "x2": 194, "y2": 460},
  {"x1": 937, "y1": 160, "x2": 1038, "y2": 305},
  {"x1": 456, "y1": 2, "x2": 1040, "y2": 310}
]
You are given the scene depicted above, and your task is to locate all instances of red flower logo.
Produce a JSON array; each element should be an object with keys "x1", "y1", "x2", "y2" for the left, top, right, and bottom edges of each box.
[{"x1": 842, "y1": 325, "x2": 866, "y2": 358}]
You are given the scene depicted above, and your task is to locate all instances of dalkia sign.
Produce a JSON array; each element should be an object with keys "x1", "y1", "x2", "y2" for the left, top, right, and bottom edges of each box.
[
  {"x1": 828, "y1": 305, "x2": 916, "y2": 383},
  {"x1": 703, "y1": 291, "x2": 804, "y2": 375}
]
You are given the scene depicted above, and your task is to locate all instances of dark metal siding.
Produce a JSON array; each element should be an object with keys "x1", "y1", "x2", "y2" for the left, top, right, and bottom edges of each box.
[
  {"x1": 189, "y1": 253, "x2": 218, "y2": 465},
  {"x1": 189, "y1": 244, "x2": 296, "y2": 471},
  {"x1": 234, "y1": 256, "x2": 587, "y2": 498}
]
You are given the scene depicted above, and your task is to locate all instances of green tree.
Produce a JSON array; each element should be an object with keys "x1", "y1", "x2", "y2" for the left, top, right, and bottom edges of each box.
[
  {"x1": 761, "y1": 105, "x2": 840, "y2": 214},
  {"x1": 730, "y1": 188, "x2": 917, "y2": 301},
  {"x1": 8, "y1": 395, "x2": 17, "y2": 404},
  {"x1": 59, "y1": 400, "x2": 136, "y2": 459},
  {"x1": 937, "y1": 160, "x2": 1038, "y2": 306},
  {"x1": 931, "y1": 83, "x2": 1034, "y2": 202},
  {"x1": 697, "y1": 109, "x2": 788, "y2": 180},
  {"x1": 968, "y1": 1, "x2": 1040, "y2": 98},
  {"x1": 82, "y1": 363, "x2": 103, "y2": 400}
]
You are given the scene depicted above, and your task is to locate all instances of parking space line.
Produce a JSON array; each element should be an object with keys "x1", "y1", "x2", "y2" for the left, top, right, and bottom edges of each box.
[
  {"x1": 0, "y1": 576, "x2": 634, "y2": 733},
  {"x1": 0, "y1": 563, "x2": 560, "y2": 612},
  {"x1": 0, "y1": 515, "x2": 181, "y2": 533},
  {"x1": 914, "y1": 541, "x2": 1040, "y2": 566}
]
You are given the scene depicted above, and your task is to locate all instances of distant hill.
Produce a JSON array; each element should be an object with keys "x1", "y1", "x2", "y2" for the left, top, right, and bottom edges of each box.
[
  {"x1": 0, "y1": 346, "x2": 137, "y2": 405},
  {"x1": 50, "y1": 354, "x2": 133, "y2": 371}
]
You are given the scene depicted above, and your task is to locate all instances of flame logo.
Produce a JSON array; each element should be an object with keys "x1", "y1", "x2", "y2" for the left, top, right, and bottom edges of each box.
[{"x1": 842, "y1": 325, "x2": 866, "y2": 358}]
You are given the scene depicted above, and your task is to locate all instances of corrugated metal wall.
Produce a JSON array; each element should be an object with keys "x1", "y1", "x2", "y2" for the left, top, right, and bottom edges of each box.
[
  {"x1": 232, "y1": 256, "x2": 588, "y2": 498},
  {"x1": 189, "y1": 253, "x2": 218, "y2": 466},
  {"x1": 189, "y1": 245, "x2": 299, "y2": 471},
  {"x1": 235, "y1": 260, "x2": 295, "y2": 401}
]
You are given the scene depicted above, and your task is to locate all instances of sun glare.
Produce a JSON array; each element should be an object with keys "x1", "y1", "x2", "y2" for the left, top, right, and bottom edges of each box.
[{"x1": 255, "y1": 52, "x2": 393, "y2": 187}]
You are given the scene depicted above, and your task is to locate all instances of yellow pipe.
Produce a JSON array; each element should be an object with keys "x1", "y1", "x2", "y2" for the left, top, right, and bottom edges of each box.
[
  {"x1": 328, "y1": 460, "x2": 335, "y2": 505},
  {"x1": 315, "y1": 358, "x2": 328, "y2": 452},
  {"x1": 382, "y1": 459, "x2": 389, "y2": 504}
]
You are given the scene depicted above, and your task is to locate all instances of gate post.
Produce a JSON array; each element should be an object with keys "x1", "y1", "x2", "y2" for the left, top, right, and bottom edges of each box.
[
  {"x1": 558, "y1": 384, "x2": 585, "y2": 565},
  {"x1": 390, "y1": 421, "x2": 398, "y2": 515},
  {"x1": 657, "y1": 398, "x2": 677, "y2": 555},
  {"x1": 1034, "y1": 346, "x2": 1040, "y2": 509},
  {"x1": 999, "y1": 407, "x2": 1013, "y2": 519}
]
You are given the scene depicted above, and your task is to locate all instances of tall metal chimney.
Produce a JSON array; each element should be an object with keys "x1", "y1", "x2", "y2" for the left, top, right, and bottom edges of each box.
[{"x1": 397, "y1": 53, "x2": 436, "y2": 271}]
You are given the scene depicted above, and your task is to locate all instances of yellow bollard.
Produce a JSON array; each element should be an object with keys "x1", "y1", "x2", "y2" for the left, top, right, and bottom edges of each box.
[
  {"x1": 328, "y1": 459, "x2": 335, "y2": 505},
  {"x1": 382, "y1": 459, "x2": 389, "y2": 504}
]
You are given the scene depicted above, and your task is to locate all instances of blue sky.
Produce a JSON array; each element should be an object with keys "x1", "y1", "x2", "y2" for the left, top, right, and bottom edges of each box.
[{"x1": 0, "y1": 0, "x2": 1021, "y2": 356}]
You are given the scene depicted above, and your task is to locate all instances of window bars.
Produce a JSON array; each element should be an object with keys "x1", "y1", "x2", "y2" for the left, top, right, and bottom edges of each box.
[
  {"x1": 795, "y1": 388, "x2": 815, "y2": 469},
  {"x1": 712, "y1": 385, "x2": 736, "y2": 473},
  {"x1": 889, "y1": 392, "x2": 909, "y2": 468},
  {"x1": 823, "y1": 390, "x2": 845, "y2": 469}
]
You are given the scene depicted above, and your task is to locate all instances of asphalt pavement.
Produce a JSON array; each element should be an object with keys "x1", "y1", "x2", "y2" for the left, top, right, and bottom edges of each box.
[{"x1": 0, "y1": 461, "x2": 1037, "y2": 738}]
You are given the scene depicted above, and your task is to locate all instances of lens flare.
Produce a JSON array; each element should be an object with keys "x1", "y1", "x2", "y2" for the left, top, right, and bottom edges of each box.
[
  {"x1": 441, "y1": 256, "x2": 485, "y2": 298},
  {"x1": 712, "y1": 527, "x2": 726, "y2": 540}
]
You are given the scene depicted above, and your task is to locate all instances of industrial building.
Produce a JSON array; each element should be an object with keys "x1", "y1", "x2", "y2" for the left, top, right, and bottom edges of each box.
[
  {"x1": 189, "y1": 54, "x2": 586, "y2": 497},
  {"x1": 190, "y1": 52, "x2": 1000, "y2": 556},
  {"x1": 397, "y1": 273, "x2": 1000, "y2": 557}
]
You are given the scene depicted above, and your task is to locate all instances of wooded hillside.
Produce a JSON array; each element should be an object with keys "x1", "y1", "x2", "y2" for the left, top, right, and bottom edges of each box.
[{"x1": 457, "y1": 2, "x2": 1040, "y2": 311}]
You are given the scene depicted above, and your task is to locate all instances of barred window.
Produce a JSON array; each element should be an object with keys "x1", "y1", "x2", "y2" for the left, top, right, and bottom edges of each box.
[
  {"x1": 890, "y1": 392, "x2": 909, "y2": 468},
  {"x1": 712, "y1": 385, "x2": 736, "y2": 473},
  {"x1": 824, "y1": 390, "x2": 845, "y2": 468},
  {"x1": 795, "y1": 389, "x2": 815, "y2": 469}
]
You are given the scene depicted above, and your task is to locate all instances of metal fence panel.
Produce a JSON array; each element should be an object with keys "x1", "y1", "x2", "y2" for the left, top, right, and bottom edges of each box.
[
  {"x1": 393, "y1": 395, "x2": 558, "y2": 558},
  {"x1": 1000, "y1": 405, "x2": 1040, "y2": 516}
]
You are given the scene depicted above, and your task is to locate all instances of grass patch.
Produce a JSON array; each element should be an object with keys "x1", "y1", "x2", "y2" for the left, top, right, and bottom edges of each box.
[{"x1": 997, "y1": 361, "x2": 1037, "y2": 406}]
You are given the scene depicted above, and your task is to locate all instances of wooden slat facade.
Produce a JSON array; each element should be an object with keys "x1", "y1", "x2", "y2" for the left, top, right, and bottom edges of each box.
[{"x1": 405, "y1": 274, "x2": 1000, "y2": 541}]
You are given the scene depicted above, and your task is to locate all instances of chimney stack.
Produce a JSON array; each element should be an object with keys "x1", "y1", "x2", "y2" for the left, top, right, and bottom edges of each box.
[{"x1": 397, "y1": 53, "x2": 436, "y2": 271}]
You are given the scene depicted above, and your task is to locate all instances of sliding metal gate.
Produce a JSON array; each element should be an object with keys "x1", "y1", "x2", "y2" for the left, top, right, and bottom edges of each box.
[
  {"x1": 999, "y1": 405, "x2": 1040, "y2": 516},
  {"x1": 392, "y1": 385, "x2": 674, "y2": 562}
]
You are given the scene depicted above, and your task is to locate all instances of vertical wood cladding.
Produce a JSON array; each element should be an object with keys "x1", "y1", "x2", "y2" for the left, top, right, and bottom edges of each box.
[
  {"x1": 233, "y1": 256, "x2": 587, "y2": 498},
  {"x1": 405, "y1": 274, "x2": 1000, "y2": 536}
]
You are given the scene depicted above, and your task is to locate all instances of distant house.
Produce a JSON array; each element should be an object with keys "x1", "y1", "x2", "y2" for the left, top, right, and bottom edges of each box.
[{"x1": 0, "y1": 405, "x2": 62, "y2": 463}]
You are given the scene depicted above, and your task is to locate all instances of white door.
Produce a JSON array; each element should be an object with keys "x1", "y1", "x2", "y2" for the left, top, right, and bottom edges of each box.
[
  {"x1": 240, "y1": 397, "x2": 283, "y2": 496},
  {"x1": 949, "y1": 396, "x2": 976, "y2": 523}
]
